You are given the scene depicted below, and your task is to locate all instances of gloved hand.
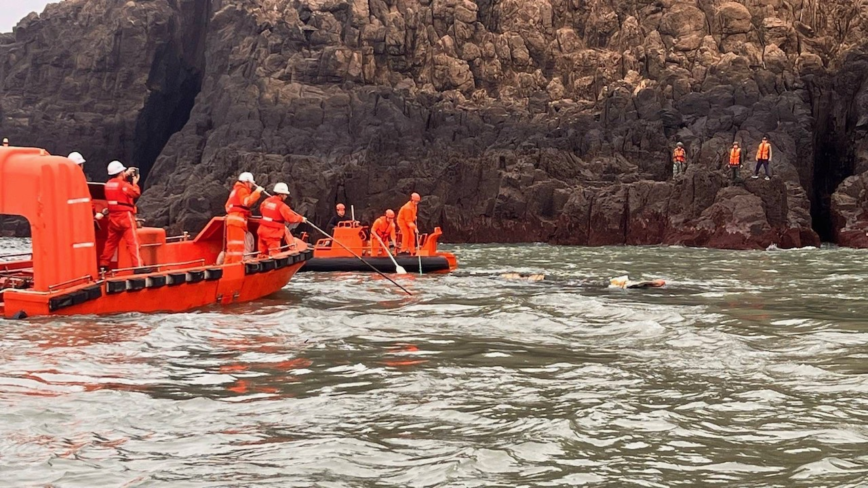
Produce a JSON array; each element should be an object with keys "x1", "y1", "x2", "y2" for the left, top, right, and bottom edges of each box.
[
  {"x1": 256, "y1": 186, "x2": 265, "y2": 193},
  {"x1": 302, "y1": 217, "x2": 308, "y2": 223},
  {"x1": 95, "y1": 213, "x2": 104, "y2": 220}
]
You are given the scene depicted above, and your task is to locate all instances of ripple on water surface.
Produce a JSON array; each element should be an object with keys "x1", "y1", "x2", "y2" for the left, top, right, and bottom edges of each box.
[{"x1": 2, "y1": 240, "x2": 868, "y2": 486}]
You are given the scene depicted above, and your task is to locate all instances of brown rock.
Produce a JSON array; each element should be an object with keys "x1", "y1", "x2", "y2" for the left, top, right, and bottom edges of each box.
[{"x1": 1, "y1": 0, "x2": 865, "y2": 251}]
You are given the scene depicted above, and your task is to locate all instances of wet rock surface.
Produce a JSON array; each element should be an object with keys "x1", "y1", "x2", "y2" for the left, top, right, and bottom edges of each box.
[{"x1": 2, "y1": 0, "x2": 867, "y2": 248}]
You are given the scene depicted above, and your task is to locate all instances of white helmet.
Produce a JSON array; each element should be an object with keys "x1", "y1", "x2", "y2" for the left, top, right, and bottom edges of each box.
[
  {"x1": 107, "y1": 160, "x2": 126, "y2": 176},
  {"x1": 273, "y1": 182, "x2": 290, "y2": 195},
  {"x1": 238, "y1": 172, "x2": 255, "y2": 183},
  {"x1": 68, "y1": 152, "x2": 86, "y2": 165}
]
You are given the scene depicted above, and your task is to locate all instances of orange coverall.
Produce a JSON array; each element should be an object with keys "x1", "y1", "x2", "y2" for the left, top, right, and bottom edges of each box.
[
  {"x1": 397, "y1": 201, "x2": 418, "y2": 254},
  {"x1": 99, "y1": 175, "x2": 142, "y2": 268},
  {"x1": 257, "y1": 195, "x2": 304, "y2": 256},
  {"x1": 224, "y1": 182, "x2": 263, "y2": 264},
  {"x1": 370, "y1": 215, "x2": 397, "y2": 255}
]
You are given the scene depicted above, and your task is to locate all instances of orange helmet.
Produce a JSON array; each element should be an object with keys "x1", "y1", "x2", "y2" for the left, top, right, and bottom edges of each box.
[
  {"x1": 411, "y1": 192, "x2": 421, "y2": 202},
  {"x1": 336, "y1": 203, "x2": 345, "y2": 211},
  {"x1": 385, "y1": 209, "x2": 395, "y2": 218}
]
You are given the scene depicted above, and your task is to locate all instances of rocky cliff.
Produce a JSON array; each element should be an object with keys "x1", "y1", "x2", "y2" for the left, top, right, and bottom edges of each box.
[{"x1": 3, "y1": 0, "x2": 868, "y2": 249}]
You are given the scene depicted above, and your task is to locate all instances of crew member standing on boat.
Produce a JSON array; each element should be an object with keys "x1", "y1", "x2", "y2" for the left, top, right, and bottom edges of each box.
[
  {"x1": 98, "y1": 161, "x2": 141, "y2": 271},
  {"x1": 397, "y1": 193, "x2": 421, "y2": 255},
  {"x1": 327, "y1": 203, "x2": 347, "y2": 235},
  {"x1": 224, "y1": 172, "x2": 264, "y2": 264},
  {"x1": 257, "y1": 183, "x2": 306, "y2": 257},
  {"x1": 371, "y1": 209, "x2": 397, "y2": 255}
]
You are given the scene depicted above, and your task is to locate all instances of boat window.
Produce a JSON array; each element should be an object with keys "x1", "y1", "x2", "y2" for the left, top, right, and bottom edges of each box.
[
  {"x1": 0, "y1": 215, "x2": 34, "y2": 297},
  {"x1": 88, "y1": 182, "x2": 107, "y2": 200}
]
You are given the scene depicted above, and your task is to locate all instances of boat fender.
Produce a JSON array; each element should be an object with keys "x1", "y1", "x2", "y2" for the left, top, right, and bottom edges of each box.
[
  {"x1": 244, "y1": 262, "x2": 261, "y2": 275},
  {"x1": 70, "y1": 290, "x2": 89, "y2": 305},
  {"x1": 205, "y1": 268, "x2": 223, "y2": 281},
  {"x1": 274, "y1": 257, "x2": 290, "y2": 269},
  {"x1": 301, "y1": 249, "x2": 314, "y2": 261},
  {"x1": 260, "y1": 259, "x2": 276, "y2": 272},
  {"x1": 126, "y1": 278, "x2": 146, "y2": 292},
  {"x1": 146, "y1": 276, "x2": 167, "y2": 288},
  {"x1": 84, "y1": 284, "x2": 102, "y2": 301},
  {"x1": 186, "y1": 271, "x2": 205, "y2": 284},
  {"x1": 11, "y1": 310, "x2": 27, "y2": 320},
  {"x1": 48, "y1": 294, "x2": 75, "y2": 311},
  {"x1": 167, "y1": 273, "x2": 187, "y2": 286},
  {"x1": 106, "y1": 280, "x2": 127, "y2": 294}
]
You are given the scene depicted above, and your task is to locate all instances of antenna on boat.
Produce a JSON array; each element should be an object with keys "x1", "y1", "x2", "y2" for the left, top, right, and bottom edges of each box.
[{"x1": 351, "y1": 205, "x2": 355, "y2": 222}]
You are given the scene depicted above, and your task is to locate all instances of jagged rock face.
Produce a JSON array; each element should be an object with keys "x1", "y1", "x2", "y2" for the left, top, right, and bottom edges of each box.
[{"x1": 3, "y1": 0, "x2": 868, "y2": 248}]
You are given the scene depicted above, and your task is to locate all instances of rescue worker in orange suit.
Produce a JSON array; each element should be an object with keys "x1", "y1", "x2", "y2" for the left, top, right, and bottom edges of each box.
[
  {"x1": 672, "y1": 142, "x2": 686, "y2": 178},
  {"x1": 397, "y1": 193, "x2": 421, "y2": 255},
  {"x1": 257, "y1": 183, "x2": 306, "y2": 257},
  {"x1": 224, "y1": 172, "x2": 264, "y2": 264},
  {"x1": 327, "y1": 203, "x2": 347, "y2": 235},
  {"x1": 98, "y1": 161, "x2": 142, "y2": 272},
  {"x1": 728, "y1": 141, "x2": 743, "y2": 182},
  {"x1": 753, "y1": 135, "x2": 772, "y2": 180},
  {"x1": 370, "y1": 209, "x2": 397, "y2": 256}
]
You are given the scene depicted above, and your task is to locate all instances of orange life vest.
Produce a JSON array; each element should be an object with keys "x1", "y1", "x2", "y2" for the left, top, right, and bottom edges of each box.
[
  {"x1": 756, "y1": 142, "x2": 771, "y2": 160},
  {"x1": 104, "y1": 175, "x2": 140, "y2": 214},
  {"x1": 673, "y1": 147, "x2": 686, "y2": 162},
  {"x1": 225, "y1": 182, "x2": 254, "y2": 216},
  {"x1": 371, "y1": 216, "x2": 396, "y2": 241},
  {"x1": 259, "y1": 196, "x2": 291, "y2": 229},
  {"x1": 729, "y1": 147, "x2": 741, "y2": 166}
]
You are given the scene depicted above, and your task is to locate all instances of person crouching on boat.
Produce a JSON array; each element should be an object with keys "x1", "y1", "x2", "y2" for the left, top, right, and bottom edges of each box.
[
  {"x1": 397, "y1": 192, "x2": 421, "y2": 255},
  {"x1": 98, "y1": 161, "x2": 142, "y2": 272},
  {"x1": 370, "y1": 209, "x2": 397, "y2": 256},
  {"x1": 224, "y1": 172, "x2": 264, "y2": 264},
  {"x1": 258, "y1": 183, "x2": 306, "y2": 257}
]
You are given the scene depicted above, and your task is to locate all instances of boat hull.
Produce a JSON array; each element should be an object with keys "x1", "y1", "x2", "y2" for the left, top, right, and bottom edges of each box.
[
  {"x1": 2, "y1": 250, "x2": 313, "y2": 318},
  {"x1": 302, "y1": 255, "x2": 453, "y2": 274}
]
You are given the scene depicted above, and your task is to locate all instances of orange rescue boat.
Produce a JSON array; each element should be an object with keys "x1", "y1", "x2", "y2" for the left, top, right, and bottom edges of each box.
[
  {"x1": 302, "y1": 221, "x2": 457, "y2": 274},
  {"x1": 0, "y1": 146, "x2": 312, "y2": 318}
]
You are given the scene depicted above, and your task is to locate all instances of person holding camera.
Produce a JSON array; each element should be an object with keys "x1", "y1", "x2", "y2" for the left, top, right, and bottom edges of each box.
[{"x1": 98, "y1": 161, "x2": 142, "y2": 271}]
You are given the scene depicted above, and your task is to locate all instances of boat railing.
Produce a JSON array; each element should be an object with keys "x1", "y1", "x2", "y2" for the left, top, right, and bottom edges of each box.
[
  {"x1": 139, "y1": 233, "x2": 191, "y2": 248},
  {"x1": 109, "y1": 258, "x2": 206, "y2": 276},
  {"x1": 241, "y1": 241, "x2": 299, "y2": 258},
  {"x1": 48, "y1": 275, "x2": 95, "y2": 291},
  {"x1": 0, "y1": 252, "x2": 33, "y2": 262}
]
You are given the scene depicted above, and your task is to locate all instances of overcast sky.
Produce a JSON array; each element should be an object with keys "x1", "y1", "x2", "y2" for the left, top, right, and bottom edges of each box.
[{"x1": 1, "y1": 0, "x2": 55, "y2": 32}]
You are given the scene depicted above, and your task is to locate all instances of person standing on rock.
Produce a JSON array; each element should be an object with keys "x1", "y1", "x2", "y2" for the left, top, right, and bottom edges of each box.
[
  {"x1": 257, "y1": 183, "x2": 306, "y2": 257},
  {"x1": 223, "y1": 172, "x2": 264, "y2": 264},
  {"x1": 98, "y1": 161, "x2": 141, "y2": 272},
  {"x1": 397, "y1": 193, "x2": 421, "y2": 255},
  {"x1": 753, "y1": 136, "x2": 772, "y2": 180},
  {"x1": 672, "y1": 142, "x2": 687, "y2": 178},
  {"x1": 327, "y1": 203, "x2": 347, "y2": 236},
  {"x1": 728, "y1": 141, "x2": 743, "y2": 182}
]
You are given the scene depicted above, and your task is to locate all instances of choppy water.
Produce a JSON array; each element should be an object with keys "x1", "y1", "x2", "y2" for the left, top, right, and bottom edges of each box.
[{"x1": 2, "y1": 238, "x2": 868, "y2": 486}]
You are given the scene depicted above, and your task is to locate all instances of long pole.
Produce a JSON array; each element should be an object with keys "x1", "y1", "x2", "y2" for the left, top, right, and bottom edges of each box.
[
  {"x1": 306, "y1": 221, "x2": 412, "y2": 296},
  {"x1": 415, "y1": 222, "x2": 423, "y2": 275},
  {"x1": 373, "y1": 232, "x2": 407, "y2": 275}
]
